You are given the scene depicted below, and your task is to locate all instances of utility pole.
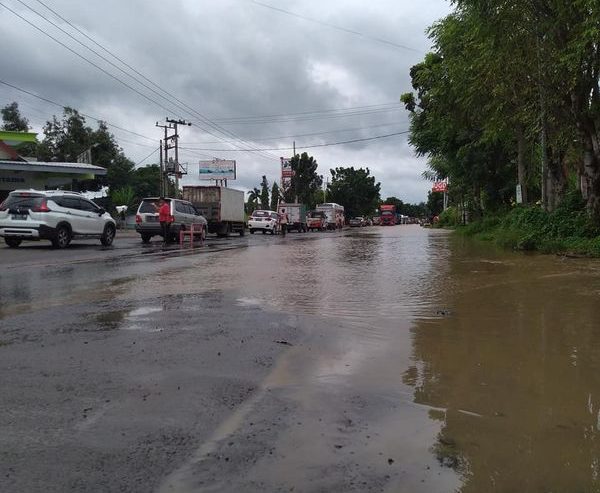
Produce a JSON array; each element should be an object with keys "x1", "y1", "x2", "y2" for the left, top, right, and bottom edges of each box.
[{"x1": 156, "y1": 118, "x2": 191, "y2": 197}]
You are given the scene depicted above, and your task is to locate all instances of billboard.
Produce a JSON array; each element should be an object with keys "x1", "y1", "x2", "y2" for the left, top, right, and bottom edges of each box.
[
  {"x1": 198, "y1": 159, "x2": 236, "y2": 180},
  {"x1": 281, "y1": 157, "x2": 294, "y2": 189}
]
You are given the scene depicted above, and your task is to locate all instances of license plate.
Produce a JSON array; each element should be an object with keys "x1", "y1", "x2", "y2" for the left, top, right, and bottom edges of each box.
[
  {"x1": 11, "y1": 214, "x2": 27, "y2": 220},
  {"x1": 146, "y1": 216, "x2": 158, "y2": 222}
]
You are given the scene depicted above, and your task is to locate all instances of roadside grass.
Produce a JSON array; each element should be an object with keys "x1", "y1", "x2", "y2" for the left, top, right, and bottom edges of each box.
[{"x1": 454, "y1": 192, "x2": 600, "y2": 257}]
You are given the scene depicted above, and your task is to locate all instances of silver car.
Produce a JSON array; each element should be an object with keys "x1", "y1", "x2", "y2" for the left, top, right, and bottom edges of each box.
[{"x1": 134, "y1": 197, "x2": 207, "y2": 243}]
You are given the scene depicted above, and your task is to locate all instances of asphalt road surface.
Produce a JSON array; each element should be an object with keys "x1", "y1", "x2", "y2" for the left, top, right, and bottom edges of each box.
[{"x1": 2, "y1": 226, "x2": 457, "y2": 492}]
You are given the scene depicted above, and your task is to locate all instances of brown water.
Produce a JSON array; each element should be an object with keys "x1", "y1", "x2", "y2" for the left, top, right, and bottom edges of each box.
[
  {"x1": 148, "y1": 225, "x2": 600, "y2": 492},
  {"x1": 122, "y1": 225, "x2": 594, "y2": 492}
]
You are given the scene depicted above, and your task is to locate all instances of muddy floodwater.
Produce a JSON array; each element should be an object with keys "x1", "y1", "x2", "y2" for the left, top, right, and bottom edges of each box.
[{"x1": 2, "y1": 226, "x2": 600, "y2": 492}]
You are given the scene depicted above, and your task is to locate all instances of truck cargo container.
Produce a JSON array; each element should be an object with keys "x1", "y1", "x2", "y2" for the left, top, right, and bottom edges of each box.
[
  {"x1": 316, "y1": 203, "x2": 345, "y2": 230},
  {"x1": 278, "y1": 203, "x2": 307, "y2": 232},
  {"x1": 182, "y1": 186, "x2": 245, "y2": 236}
]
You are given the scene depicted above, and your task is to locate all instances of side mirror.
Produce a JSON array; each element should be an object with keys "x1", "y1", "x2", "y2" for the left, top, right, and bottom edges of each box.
[{"x1": 98, "y1": 208, "x2": 106, "y2": 215}]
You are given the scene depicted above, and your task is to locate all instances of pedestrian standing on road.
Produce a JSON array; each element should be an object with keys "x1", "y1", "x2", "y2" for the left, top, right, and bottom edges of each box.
[
  {"x1": 155, "y1": 197, "x2": 172, "y2": 246},
  {"x1": 280, "y1": 208, "x2": 289, "y2": 237}
]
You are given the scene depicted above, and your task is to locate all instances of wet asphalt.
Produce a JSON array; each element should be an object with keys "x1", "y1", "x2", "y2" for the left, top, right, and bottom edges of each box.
[{"x1": 6, "y1": 226, "x2": 600, "y2": 492}]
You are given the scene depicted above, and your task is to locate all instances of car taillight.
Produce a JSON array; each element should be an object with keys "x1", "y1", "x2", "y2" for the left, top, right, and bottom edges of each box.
[
  {"x1": 31, "y1": 199, "x2": 50, "y2": 212},
  {"x1": 136, "y1": 214, "x2": 142, "y2": 224}
]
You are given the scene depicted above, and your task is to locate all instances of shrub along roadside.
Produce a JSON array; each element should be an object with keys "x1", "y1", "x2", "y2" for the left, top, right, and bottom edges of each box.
[{"x1": 455, "y1": 192, "x2": 600, "y2": 256}]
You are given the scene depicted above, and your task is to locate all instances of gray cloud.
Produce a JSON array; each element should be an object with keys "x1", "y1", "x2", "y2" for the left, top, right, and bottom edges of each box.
[{"x1": 0, "y1": 0, "x2": 450, "y2": 202}]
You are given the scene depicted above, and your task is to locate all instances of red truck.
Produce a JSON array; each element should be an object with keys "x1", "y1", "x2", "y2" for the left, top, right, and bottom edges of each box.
[{"x1": 380, "y1": 204, "x2": 396, "y2": 225}]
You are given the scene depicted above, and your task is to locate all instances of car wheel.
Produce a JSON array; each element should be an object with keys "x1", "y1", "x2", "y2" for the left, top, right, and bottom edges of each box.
[
  {"x1": 5, "y1": 237, "x2": 22, "y2": 248},
  {"x1": 250, "y1": 229, "x2": 254, "y2": 234},
  {"x1": 52, "y1": 225, "x2": 71, "y2": 249},
  {"x1": 141, "y1": 234, "x2": 152, "y2": 244},
  {"x1": 200, "y1": 225, "x2": 207, "y2": 242},
  {"x1": 100, "y1": 224, "x2": 116, "y2": 246}
]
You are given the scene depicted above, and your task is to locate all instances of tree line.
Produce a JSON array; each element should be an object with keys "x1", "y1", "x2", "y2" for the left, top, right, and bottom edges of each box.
[
  {"x1": 401, "y1": 0, "x2": 600, "y2": 223},
  {"x1": 245, "y1": 151, "x2": 429, "y2": 218}
]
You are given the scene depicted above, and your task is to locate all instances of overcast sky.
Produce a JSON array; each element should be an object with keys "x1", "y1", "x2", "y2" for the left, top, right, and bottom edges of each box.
[{"x1": 0, "y1": 0, "x2": 451, "y2": 203}]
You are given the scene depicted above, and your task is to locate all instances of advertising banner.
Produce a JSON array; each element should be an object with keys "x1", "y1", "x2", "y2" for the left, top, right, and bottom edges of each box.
[
  {"x1": 432, "y1": 181, "x2": 448, "y2": 193},
  {"x1": 281, "y1": 157, "x2": 294, "y2": 189},
  {"x1": 198, "y1": 159, "x2": 236, "y2": 180}
]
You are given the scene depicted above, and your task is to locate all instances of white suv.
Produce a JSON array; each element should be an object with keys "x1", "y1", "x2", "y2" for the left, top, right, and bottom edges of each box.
[{"x1": 0, "y1": 190, "x2": 116, "y2": 248}]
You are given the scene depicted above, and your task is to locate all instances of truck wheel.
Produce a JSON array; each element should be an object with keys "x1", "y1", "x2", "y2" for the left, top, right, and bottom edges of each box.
[
  {"x1": 262, "y1": 230, "x2": 266, "y2": 235},
  {"x1": 239, "y1": 226, "x2": 245, "y2": 237},
  {"x1": 250, "y1": 229, "x2": 254, "y2": 234},
  {"x1": 5, "y1": 237, "x2": 22, "y2": 248}
]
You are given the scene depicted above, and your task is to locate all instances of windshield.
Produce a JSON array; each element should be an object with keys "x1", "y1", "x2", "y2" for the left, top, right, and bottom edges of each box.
[
  {"x1": 381, "y1": 211, "x2": 393, "y2": 216},
  {"x1": 139, "y1": 199, "x2": 169, "y2": 213},
  {"x1": 252, "y1": 211, "x2": 270, "y2": 217},
  {"x1": 1, "y1": 194, "x2": 44, "y2": 211}
]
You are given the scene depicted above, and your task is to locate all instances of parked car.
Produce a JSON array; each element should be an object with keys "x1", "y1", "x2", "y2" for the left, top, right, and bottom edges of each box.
[
  {"x1": 135, "y1": 197, "x2": 207, "y2": 243},
  {"x1": 307, "y1": 210, "x2": 328, "y2": 231},
  {"x1": 248, "y1": 210, "x2": 280, "y2": 234},
  {"x1": 349, "y1": 217, "x2": 365, "y2": 227},
  {"x1": 0, "y1": 189, "x2": 116, "y2": 248}
]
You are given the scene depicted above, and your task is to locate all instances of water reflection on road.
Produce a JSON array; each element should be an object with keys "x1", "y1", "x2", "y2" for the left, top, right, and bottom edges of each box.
[
  {"x1": 182, "y1": 225, "x2": 600, "y2": 491},
  {"x1": 407, "y1": 237, "x2": 600, "y2": 492}
]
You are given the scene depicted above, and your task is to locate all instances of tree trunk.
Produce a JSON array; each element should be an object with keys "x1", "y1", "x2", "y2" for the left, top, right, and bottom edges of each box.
[
  {"x1": 516, "y1": 126, "x2": 528, "y2": 204},
  {"x1": 545, "y1": 147, "x2": 568, "y2": 212},
  {"x1": 581, "y1": 131, "x2": 600, "y2": 224}
]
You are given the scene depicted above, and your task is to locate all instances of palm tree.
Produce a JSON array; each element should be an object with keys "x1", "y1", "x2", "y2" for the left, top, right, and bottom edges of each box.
[{"x1": 246, "y1": 187, "x2": 260, "y2": 215}]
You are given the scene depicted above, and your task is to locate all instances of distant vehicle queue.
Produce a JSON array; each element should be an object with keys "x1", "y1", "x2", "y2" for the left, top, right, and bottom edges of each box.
[{"x1": 0, "y1": 186, "x2": 414, "y2": 248}]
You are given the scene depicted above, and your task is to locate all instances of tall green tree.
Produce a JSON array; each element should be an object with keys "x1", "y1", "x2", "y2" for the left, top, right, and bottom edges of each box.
[
  {"x1": 270, "y1": 182, "x2": 281, "y2": 211},
  {"x1": 283, "y1": 152, "x2": 323, "y2": 208},
  {"x1": 37, "y1": 108, "x2": 134, "y2": 191},
  {"x1": 327, "y1": 167, "x2": 381, "y2": 218},
  {"x1": 1, "y1": 102, "x2": 29, "y2": 132},
  {"x1": 260, "y1": 175, "x2": 270, "y2": 209}
]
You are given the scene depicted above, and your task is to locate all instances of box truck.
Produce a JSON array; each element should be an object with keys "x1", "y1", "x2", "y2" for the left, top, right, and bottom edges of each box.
[
  {"x1": 278, "y1": 203, "x2": 307, "y2": 232},
  {"x1": 182, "y1": 186, "x2": 245, "y2": 236}
]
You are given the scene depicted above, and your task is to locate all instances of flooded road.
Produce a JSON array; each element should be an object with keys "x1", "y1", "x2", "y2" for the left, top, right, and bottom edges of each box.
[{"x1": 2, "y1": 226, "x2": 600, "y2": 492}]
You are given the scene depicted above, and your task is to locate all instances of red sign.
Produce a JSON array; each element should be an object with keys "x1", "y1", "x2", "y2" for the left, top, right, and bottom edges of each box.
[{"x1": 432, "y1": 181, "x2": 448, "y2": 193}]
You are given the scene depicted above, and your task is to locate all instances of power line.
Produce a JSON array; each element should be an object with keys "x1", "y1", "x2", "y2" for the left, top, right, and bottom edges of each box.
[
  {"x1": 3, "y1": 1, "x2": 277, "y2": 162},
  {"x1": 213, "y1": 102, "x2": 400, "y2": 122},
  {"x1": 249, "y1": 0, "x2": 422, "y2": 53},
  {"x1": 180, "y1": 131, "x2": 409, "y2": 152},
  {"x1": 0, "y1": 78, "x2": 155, "y2": 143},
  {"x1": 134, "y1": 147, "x2": 160, "y2": 167},
  {"x1": 213, "y1": 107, "x2": 402, "y2": 125},
  {"x1": 185, "y1": 121, "x2": 406, "y2": 144}
]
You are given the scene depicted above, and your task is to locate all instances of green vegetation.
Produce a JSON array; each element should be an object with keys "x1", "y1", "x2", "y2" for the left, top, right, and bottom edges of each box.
[
  {"x1": 401, "y1": 1, "x2": 600, "y2": 225},
  {"x1": 327, "y1": 166, "x2": 381, "y2": 218},
  {"x1": 283, "y1": 152, "x2": 323, "y2": 208},
  {"x1": 455, "y1": 192, "x2": 600, "y2": 256}
]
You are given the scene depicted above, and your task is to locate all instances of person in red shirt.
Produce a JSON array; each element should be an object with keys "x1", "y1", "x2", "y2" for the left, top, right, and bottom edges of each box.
[{"x1": 155, "y1": 197, "x2": 172, "y2": 246}]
